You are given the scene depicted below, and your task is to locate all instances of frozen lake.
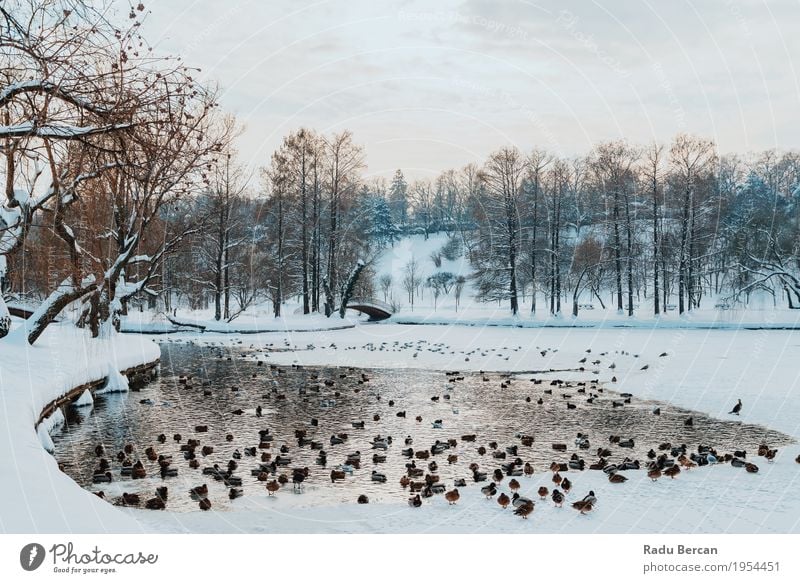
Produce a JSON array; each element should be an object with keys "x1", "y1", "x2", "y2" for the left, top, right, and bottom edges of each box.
[{"x1": 52, "y1": 342, "x2": 793, "y2": 514}]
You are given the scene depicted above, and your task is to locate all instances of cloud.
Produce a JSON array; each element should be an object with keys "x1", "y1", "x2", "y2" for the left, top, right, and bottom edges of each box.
[{"x1": 143, "y1": 0, "x2": 800, "y2": 176}]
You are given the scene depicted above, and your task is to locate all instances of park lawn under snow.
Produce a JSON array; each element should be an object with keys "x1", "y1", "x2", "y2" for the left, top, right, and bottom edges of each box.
[{"x1": 123, "y1": 323, "x2": 800, "y2": 534}]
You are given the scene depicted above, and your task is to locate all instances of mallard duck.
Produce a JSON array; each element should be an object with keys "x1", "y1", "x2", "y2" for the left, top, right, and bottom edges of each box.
[
  {"x1": 514, "y1": 501, "x2": 534, "y2": 519},
  {"x1": 145, "y1": 497, "x2": 165, "y2": 510},
  {"x1": 537, "y1": 486, "x2": 549, "y2": 499},
  {"x1": 497, "y1": 492, "x2": 511, "y2": 508},
  {"x1": 229, "y1": 488, "x2": 243, "y2": 500},
  {"x1": 552, "y1": 472, "x2": 562, "y2": 486},
  {"x1": 572, "y1": 500, "x2": 593, "y2": 514},
  {"x1": 745, "y1": 462, "x2": 759, "y2": 473},
  {"x1": 408, "y1": 494, "x2": 422, "y2": 508},
  {"x1": 199, "y1": 498, "x2": 212, "y2": 511},
  {"x1": 524, "y1": 462, "x2": 534, "y2": 477},
  {"x1": 132, "y1": 461, "x2": 146, "y2": 480},
  {"x1": 608, "y1": 471, "x2": 627, "y2": 483},
  {"x1": 508, "y1": 478, "x2": 521, "y2": 492},
  {"x1": 121, "y1": 492, "x2": 140, "y2": 506},
  {"x1": 357, "y1": 494, "x2": 369, "y2": 504},
  {"x1": 664, "y1": 465, "x2": 681, "y2": 478},
  {"x1": 330, "y1": 469, "x2": 346, "y2": 482},
  {"x1": 266, "y1": 480, "x2": 280, "y2": 495},
  {"x1": 729, "y1": 399, "x2": 742, "y2": 415},
  {"x1": 493, "y1": 469, "x2": 504, "y2": 483},
  {"x1": 190, "y1": 484, "x2": 208, "y2": 498},
  {"x1": 551, "y1": 489, "x2": 564, "y2": 507},
  {"x1": 561, "y1": 477, "x2": 572, "y2": 493},
  {"x1": 447, "y1": 454, "x2": 458, "y2": 465},
  {"x1": 647, "y1": 467, "x2": 662, "y2": 481},
  {"x1": 481, "y1": 483, "x2": 497, "y2": 498},
  {"x1": 371, "y1": 471, "x2": 387, "y2": 483},
  {"x1": 445, "y1": 489, "x2": 460, "y2": 505}
]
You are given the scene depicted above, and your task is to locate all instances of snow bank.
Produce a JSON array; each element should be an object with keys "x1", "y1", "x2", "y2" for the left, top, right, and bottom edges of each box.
[
  {"x1": 73, "y1": 388, "x2": 94, "y2": 407},
  {"x1": 96, "y1": 364, "x2": 130, "y2": 395},
  {"x1": 0, "y1": 320, "x2": 159, "y2": 533},
  {"x1": 121, "y1": 310, "x2": 358, "y2": 334}
]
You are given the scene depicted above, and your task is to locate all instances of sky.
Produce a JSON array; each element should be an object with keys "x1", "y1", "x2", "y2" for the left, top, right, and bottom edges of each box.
[{"x1": 142, "y1": 0, "x2": 800, "y2": 180}]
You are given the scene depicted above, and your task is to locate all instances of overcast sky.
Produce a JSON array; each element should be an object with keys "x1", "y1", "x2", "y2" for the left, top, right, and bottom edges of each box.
[{"x1": 144, "y1": 0, "x2": 800, "y2": 180}]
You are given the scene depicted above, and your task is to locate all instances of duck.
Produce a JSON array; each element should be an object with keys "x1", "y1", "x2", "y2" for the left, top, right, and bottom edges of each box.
[
  {"x1": 145, "y1": 497, "x2": 165, "y2": 510},
  {"x1": 508, "y1": 478, "x2": 521, "y2": 492},
  {"x1": 538, "y1": 486, "x2": 549, "y2": 499},
  {"x1": 572, "y1": 500, "x2": 593, "y2": 514},
  {"x1": 447, "y1": 454, "x2": 458, "y2": 465},
  {"x1": 745, "y1": 462, "x2": 759, "y2": 474},
  {"x1": 647, "y1": 467, "x2": 662, "y2": 481},
  {"x1": 497, "y1": 492, "x2": 511, "y2": 509},
  {"x1": 190, "y1": 484, "x2": 209, "y2": 498},
  {"x1": 664, "y1": 465, "x2": 681, "y2": 478},
  {"x1": 481, "y1": 483, "x2": 498, "y2": 498},
  {"x1": 524, "y1": 462, "x2": 534, "y2": 477},
  {"x1": 493, "y1": 469, "x2": 504, "y2": 483},
  {"x1": 608, "y1": 471, "x2": 628, "y2": 483},
  {"x1": 512, "y1": 493, "x2": 534, "y2": 508},
  {"x1": 198, "y1": 498, "x2": 212, "y2": 511},
  {"x1": 121, "y1": 492, "x2": 140, "y2": 506},
  {"x1": 266, "y1": 480, "x2": 280, "y2": 495},
  {"x1": 514, "y1": 501, "x2": 534, "y2": 519},
  {"x1": 445, "y1": 489, "x2": 460, "y2": 505},
  {"x1": 357, "y1": 494, "x2": 369, "y2": 504},
  {"x1": 399, "y1": 475, "x2": 411, "y2": 488},
  {"x1": 729, "y1": 399, "x2": 742, "y2": 415},
  {"x1": 229, "y1": 488, "x2": 243, "y2": 500},
  {"x1": 551, "y1": 489, "x2": 564, "y2": 507},
  {"x1": 330, "y1": 469, "x2": 346, "y2": 482},
  {"x1": 552, "y1": 472, "x2": 563, "y2": 486},
  {"x1": 561, "y1": 477, "x2": 572, "y2": 493},
  {"x1": 371, "y1": 471, "x2": 387, "y2": 483}
]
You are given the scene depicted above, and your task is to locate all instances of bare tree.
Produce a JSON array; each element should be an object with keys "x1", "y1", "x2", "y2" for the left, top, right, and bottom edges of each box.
[{"x1": 669, "y1": 134, "x2": 717, "y2": 314}]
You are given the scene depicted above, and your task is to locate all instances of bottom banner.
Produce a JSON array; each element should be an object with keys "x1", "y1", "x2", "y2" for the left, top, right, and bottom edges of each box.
[{"x1": 1, "y1": 534, "x2": 797, "y2": 582}]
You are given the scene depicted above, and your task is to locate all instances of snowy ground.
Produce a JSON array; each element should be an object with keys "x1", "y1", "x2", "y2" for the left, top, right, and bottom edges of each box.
[
  {"x1": 0, "y1": 321, "x2": 159, "y2": 533},
  {"x1": 121, "y1": 309, "x2": 359, "y2": 334}
]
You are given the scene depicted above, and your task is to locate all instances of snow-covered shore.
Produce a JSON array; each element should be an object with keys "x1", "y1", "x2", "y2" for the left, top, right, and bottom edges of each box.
[
  {"x1": 0, "y1": 321, "x2": 160, "y2": 533},
  {"x1": 3, "y1": 319, "x2": 799, "y2": 534}
]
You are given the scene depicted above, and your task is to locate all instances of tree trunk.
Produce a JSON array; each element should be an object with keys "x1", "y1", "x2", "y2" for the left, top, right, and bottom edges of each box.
[
  {"x1": 652, "y1": 175, "x2": 660, "y2": 315},
  {"x1": 338, "y1": 261, "x2": 366, "y2": 318}
]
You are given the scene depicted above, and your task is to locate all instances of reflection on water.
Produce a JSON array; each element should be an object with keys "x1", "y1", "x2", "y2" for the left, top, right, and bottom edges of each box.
[{"x1": 52, "y1": 343, "x2": 793, "y2": 513}]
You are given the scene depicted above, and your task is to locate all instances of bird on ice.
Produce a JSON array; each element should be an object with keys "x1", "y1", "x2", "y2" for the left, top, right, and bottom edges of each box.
[{"x1": 729, "y1": 399, "x2": 742, "y2": 415}]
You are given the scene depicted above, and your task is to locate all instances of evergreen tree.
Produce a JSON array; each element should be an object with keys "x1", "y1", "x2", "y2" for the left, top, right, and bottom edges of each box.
[{"x1": 389, "y1": 169, "x2": 409, "y2": 226}]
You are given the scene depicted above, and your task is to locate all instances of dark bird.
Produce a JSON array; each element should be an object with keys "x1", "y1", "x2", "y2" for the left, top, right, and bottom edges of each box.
[
  {"x1": 538, "y1": 486, "x2": 549, "y2": 499},
  {"x1": 551, "y1": 489, "x2": 564, "y2": 507},
  {"x1": 684, "y1": 417, "x2": 693, "y2": 427},
  {"x1": 729, "y1": 399, "x2": 742, "y2": 415},
  {"x1": 445, "y1": 489, "x2": 460, "y2": 505},
  {"x1": 514, "y1": 501, "x2": 534, "y2": 519}
]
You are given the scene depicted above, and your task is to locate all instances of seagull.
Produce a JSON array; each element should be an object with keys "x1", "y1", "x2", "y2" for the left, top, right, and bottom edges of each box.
[{"x1": 729, "y1": 399, "x2": 742, "y2": 415}]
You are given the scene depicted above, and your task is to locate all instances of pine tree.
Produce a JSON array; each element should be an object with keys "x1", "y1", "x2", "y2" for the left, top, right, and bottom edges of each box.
[{"x1": 389, "y1": 169, "x2": 409, "y2": 226}]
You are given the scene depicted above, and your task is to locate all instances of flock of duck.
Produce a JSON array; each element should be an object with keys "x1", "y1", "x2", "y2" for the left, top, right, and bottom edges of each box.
[{"x1": 79, "y1": 340, "x2": 798, "y2": 521}]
